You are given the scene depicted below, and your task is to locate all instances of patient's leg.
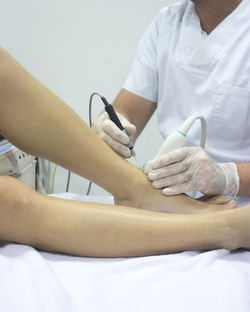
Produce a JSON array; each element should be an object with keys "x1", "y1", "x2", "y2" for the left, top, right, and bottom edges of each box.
[
  {"x1": 113, "y1": 163, "x2": 237, "y2": 214},
  {"x1": 227, "y1": 205, "x2": 250, "y2": 251},
  {"x1": 0, "y1": 176, "x2": 242, "y2": 258},
  {"x1": 0, "y1": 48, "x2": 235, "y2": 215}
]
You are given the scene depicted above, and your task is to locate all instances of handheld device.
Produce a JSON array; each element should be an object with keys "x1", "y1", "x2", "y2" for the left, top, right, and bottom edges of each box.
[
  {"x1": 84, "y1": 92, "x2": 136, "y2": 196},
  {"x1": 100, "y1": 96, "x2": 135, "y2": 157},
  {"x1": 143, "y1": 116, "x2": 206, "y2": 174}
]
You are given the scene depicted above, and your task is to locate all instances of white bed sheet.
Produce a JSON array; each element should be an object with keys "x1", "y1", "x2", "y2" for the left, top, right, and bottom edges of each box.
[{"x1": 1, "y1": 193, "x2": 250, "y2": 312}]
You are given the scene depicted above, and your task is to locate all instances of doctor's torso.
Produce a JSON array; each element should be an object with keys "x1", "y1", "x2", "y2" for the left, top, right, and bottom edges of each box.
[{"x1": 155, "y1": 0, "x2": 250, "y2": 164}]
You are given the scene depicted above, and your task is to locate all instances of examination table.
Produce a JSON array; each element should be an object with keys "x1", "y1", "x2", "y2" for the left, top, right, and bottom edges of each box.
[{"x1": 1, "y1": 193, "x2": 250, "y2": 312}]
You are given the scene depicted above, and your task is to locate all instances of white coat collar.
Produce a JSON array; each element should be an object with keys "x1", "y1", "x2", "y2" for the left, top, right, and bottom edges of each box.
[{"x1": 180, "y1": 0, "x2": 250, "y2": 70}]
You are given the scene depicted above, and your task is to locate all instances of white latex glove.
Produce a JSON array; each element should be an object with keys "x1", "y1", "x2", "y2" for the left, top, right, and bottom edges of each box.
[
  {"x1": 148, "y1": 146, "x2": 239, "y2": 196},
  {"x1": 92, "y1": 112, "x2": 136, "y2": 158}
]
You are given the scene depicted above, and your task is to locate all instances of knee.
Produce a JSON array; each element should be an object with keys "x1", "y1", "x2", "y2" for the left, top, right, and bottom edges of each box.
[
  {"x1": 0, "y1": 176, "x2": 34, "y2": 209},
  {"x1": 0, "y1": 176, "x2": 35, "y2": 241},
  {"x1": 0, "y1": 176, "x2": 17, "y2": 198},
  {"x1": 0, "y1": 175, "x2": 21, "y2": 194}
]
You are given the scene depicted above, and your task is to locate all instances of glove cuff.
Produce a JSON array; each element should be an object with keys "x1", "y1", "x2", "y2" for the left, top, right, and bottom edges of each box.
[{"x1": 220, "y1": 162, "x2": 239, "y2": 197}]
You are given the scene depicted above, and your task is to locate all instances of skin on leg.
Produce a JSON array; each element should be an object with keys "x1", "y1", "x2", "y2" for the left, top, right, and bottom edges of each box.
[
  {"x1": 112, "y1": 165, "x2": 237, "y2": 214},
  {"x1": 0, "y1": 47, "x2": 144, "y2": 204},
  {"x1": 0, "y1": 48, "x2": 239, "y2": 256},
  {"x1": 232, "y1": 205, "x2": 250, "y2": 250},
  {"x1": 0, "y1": 176, "x2": 242, "y2": 258},
  {"x1": 0, "y1": 47, "x2": 236, "y2": 214}
]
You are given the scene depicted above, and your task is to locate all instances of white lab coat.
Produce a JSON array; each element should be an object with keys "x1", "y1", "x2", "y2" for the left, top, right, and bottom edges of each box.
[{"x1": 124, "y1": 0, "x2": 250, "y2": 166}]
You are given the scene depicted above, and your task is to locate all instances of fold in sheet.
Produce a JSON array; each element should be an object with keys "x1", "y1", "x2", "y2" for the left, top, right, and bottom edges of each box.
[{"x1": 1, "y1": 193, "x2": 250, "y2": 312}]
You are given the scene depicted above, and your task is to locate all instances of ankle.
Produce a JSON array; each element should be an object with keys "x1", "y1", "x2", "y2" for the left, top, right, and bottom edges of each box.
[
  {"x1": 114, "y1": 170, "x2": 151, "y2": 209},
  {"x1": 220, "y1": 209, "x2": 241, "y2": 250}
]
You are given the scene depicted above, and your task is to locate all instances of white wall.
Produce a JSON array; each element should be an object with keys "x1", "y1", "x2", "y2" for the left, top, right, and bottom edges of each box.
[{"x1": 0, "y1": 0, "x2": 178, "y2": 195}]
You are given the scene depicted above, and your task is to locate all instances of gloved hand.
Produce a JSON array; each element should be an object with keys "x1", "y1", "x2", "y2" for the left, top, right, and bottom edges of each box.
[
  {"x1": 92, "y1": 112, "x2": 136, "y2": 158},
  {"x1": 148, "y1": 146, "x2": 239, "y2": 196}
]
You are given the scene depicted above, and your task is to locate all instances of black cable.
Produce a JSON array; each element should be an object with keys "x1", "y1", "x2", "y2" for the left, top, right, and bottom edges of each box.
[
  {"x1": 66, "y1": 171, "x2": 71, "y2": 192},
  {"x1": 86, "y1": 181, "x2": 92, "y2": 196}
]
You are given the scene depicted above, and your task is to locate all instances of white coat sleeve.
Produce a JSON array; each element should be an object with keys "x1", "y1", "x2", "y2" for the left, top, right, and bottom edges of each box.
[{"x1": 123, "y1": 11, "x2": 163, "y2": 103}]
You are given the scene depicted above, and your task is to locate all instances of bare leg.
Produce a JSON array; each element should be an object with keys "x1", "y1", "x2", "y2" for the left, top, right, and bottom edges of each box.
[
  {"x1": 0, "y1": 47, "x2": 236, "y2": 214},
  {"x1": 0, "y1": 176, "x2": 241, "y2": 258},
  {"x1": 227, "y1": 205, "x2": 250, "y2": 250},
  {"x1": 113, "y1": 167, "x2": 236, "y2": 214}
]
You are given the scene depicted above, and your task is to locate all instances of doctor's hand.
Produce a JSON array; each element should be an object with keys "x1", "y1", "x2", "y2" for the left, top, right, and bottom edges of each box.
[
  {"x1": 148, "y1": 147, "x2": 239, "y2": 197},
  {"x1": 92, "y1": 112, "x2": 136, "y2": 158}
]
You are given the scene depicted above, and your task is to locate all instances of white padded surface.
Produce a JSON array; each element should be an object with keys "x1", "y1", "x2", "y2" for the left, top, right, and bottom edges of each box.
[{"x1": 1, "y1": 193, "x2": 250, "y2": 312}]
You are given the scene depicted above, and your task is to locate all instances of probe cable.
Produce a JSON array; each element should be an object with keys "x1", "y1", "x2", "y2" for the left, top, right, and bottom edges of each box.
[
  {"x1": 67, "y1": 92, "x2": 134, "y2": 195},
  {"x1": 52, "y1": 92, "x2": 106, "y2": 194}
]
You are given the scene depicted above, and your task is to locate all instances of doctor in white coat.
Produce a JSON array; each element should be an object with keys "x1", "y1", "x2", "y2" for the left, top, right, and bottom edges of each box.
[{"x1": 93, "y1": 0, "x2": 250, "y2": 202}]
